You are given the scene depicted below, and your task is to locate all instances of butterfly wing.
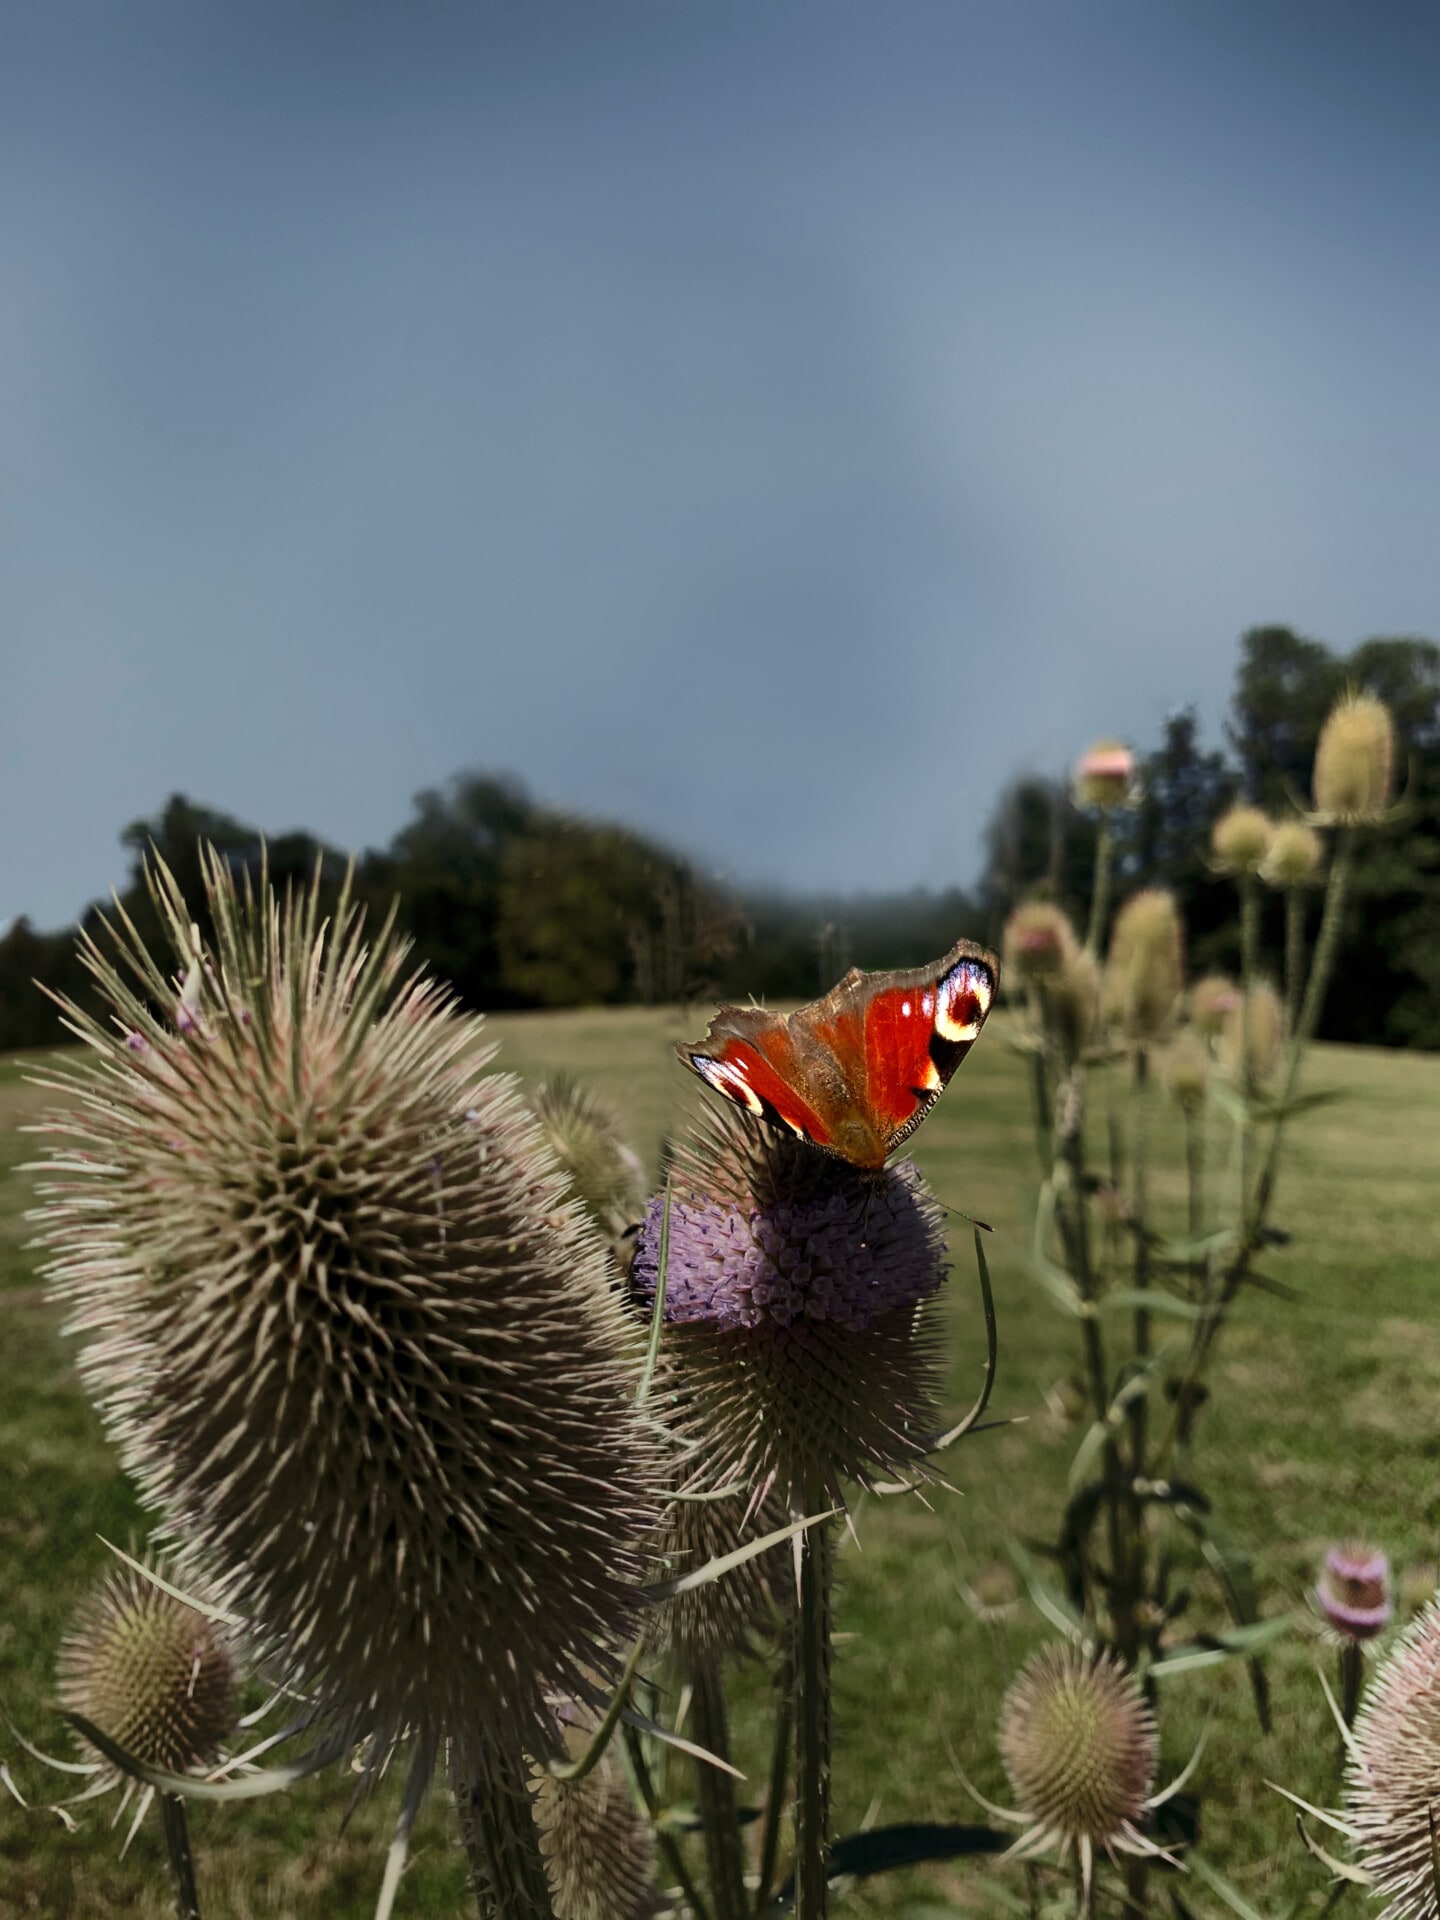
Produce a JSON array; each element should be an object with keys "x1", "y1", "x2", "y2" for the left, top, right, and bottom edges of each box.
[{"x1": 679, "y1": 1005, "x2": 845, "y2": 1148}]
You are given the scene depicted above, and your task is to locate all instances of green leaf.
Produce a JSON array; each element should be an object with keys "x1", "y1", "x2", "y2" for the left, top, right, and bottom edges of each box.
[
  {"x1": 1149, "y1": 1615, "x2": 1293, "y2": 1677},
  {"x1": 63, "y1": 1714, "x2": 349, "y2": 1802},
  {"x1": 1100, "y1": 1288, "x2": 1207, "y2": 1321},
  {"x1": 1184, "y1": 1847, "x2": 1278, "y2": 1920},
  {"x1": 1016, "y1": 1249, "x2": 1086, "y2": 1317},
  {"x1": 1006, "y1": 1540, "x2": 1085, "y2": 1638},
  {"x1": 644, "y1": 1506, "x2": 839, "y2": 1601}
]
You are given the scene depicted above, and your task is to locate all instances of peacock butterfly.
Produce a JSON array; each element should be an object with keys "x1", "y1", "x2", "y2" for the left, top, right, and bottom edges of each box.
[{"x1": 678, "y1": 938, "x2": 1000, "y2": 1171}]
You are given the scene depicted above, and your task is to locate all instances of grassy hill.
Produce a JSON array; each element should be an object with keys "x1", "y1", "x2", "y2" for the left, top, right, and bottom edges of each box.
[{"x1": 2, "y1": 1010, "x2": 1438, "y2": 1915}]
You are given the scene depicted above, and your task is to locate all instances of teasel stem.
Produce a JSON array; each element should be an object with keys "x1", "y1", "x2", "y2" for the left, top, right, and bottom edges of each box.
[
  {"x1": 689, "y1": 1652, "x2": 749, "y2": 1920},
  {"x1": 622, "y1": 1725, "x2": 712, "y2": 1920},
  {"x1": 1123, "y1": 1045, "x2": 1152, "y2": 1660},
  {"x1": 791, "y1": 1494, "x2": 835, "y2": 1919},
  {"x1": 1339, "y1": 1639, "x2": 1364, "y2": 1730},
  {"x1": 158, "y1": 1792, "x2": 201, "y2": 1920},
  {"x1": 1085, "y1": 820, "x2": 1114, "y2": 957},
  {"x1": 1284, "y1": 885, "x2": 1307, "y2": 1039},
  {"x1": 455, "y1": 1745, "x2": 557, "y2": 1920},
  {"x1": 1237, "y1": 872, "x2": 1260, "y2": 1206},
  {"x1": 754, "y1": 1654, "x2": 794, "y2": 1917}
]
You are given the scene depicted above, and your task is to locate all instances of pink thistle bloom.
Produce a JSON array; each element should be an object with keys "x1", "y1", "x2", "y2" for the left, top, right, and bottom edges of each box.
[{"x1": 1318, "y1": 1542, "x2": 1394, "y2": 1643}]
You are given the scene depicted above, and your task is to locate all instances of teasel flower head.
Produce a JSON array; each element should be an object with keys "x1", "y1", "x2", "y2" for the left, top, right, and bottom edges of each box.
[
  {"x1": 1105, "y1": 890, "x2": 1184, "y2": 1042},
  {"x1": 1344, "y1": 1595, "x2": 1440, "y2": 1909},
  {"x1": 1003, "y1": 902, "x2": 1078, "y2": 984},
  {"x1": 1317, "y1": 1542, "x2": 1394, "y2": 1645},
  {"x1": 529, "y1": 1707, "x2": 661, "y2": 1920},
  {"x1": 1074, "y1": 740, "x2": 1137, "y2": 811},
  {"x1": 630, "y1": 1105, "x2": 948, "y2": 1504},
  {"x1": 531, "y1": 1075, "x2": 648, "y2": 1254},
  {"x1": 645, "y1": 1458, "x2": 787, "y2": 1659},
  {"x1": 1050, "y1": 946, "x2": 1101, "y2": 1062},
  {"x1": 1211, "y1": 804, "x2": 1275, "y2": 876},
  {"x1": 1161, "y1": 1031, "x2": 1210, "y2": 1112},
  {"x1": 58, "y1": 1554, "x2": 238, "y2": 1780},
  {"x1": 31, "y1": 852, "x2": 659, "y2": 1777},
  {"x1": 1262, "y1": 821, "x2": 1324, "y2": 889},
  {"x1": 1220, "y1": 979, "x2": 1286, "y2": 1085},
  {"x1": 968, "y1": 1643, "x2": 1176, "y2": 1904},
  {"x1": 1189, "y1": 973, "x2": 1240, "y2": 1038},
  {"x1": 1313, "y1": 690, "x2": 1397, "y2": 823}
]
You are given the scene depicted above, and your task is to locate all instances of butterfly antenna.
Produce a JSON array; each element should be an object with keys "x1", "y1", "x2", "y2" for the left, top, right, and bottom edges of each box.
[{"x1": 934, "y1": 1197, "x2": 994, "y2": 1235}]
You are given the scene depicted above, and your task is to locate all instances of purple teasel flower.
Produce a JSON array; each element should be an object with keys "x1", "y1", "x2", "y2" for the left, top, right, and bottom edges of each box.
[{"x1": 1317, "y1": 1542, "x2": 1394, "y2": 1644}]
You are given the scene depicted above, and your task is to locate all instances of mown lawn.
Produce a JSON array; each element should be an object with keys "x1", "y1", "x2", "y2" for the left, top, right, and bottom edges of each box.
[{"x1": 1, "y1": 1010, "x2": 1438, "y2": 1916}]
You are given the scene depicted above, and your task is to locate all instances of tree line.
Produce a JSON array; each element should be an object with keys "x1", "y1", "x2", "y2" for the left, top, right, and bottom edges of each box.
[{"x1": 3, "y1": 626, "x2": 1436, "y2": 1050}]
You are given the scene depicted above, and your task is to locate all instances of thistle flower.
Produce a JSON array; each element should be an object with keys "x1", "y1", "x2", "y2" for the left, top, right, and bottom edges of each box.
[
  {"x1": 1003, "y1": 902, "x2": 1077, "y2": 983},
  {"x1": 1261, "y1": 821, "x2": 1324, "y2": 889},
  {"x1": 529, "y1": 1709, "x2": 660, "y2": 1920},
  {"x1": 1210, "y1": 805, "x2": 1275, "y2": 875},
  {"x1": 1317, "y1": 1542, "x2": 1394, "y2": 1644},
  {"x1": 966, "y1": 1643, "x2": 1176, "y2": 1905},
  {"x1": 1313, "y1": 690, "x2": 1397, "y2": 822},
  {"x1": 630, "y1": 1105, "x2": 948, "y2": 1502},
  {"x1": 32, "y1": 854, "x2": 658, "y2": 1780},
  {"x1": 1345, "y1": 1596, "x2": 1440, "y2": 1911},
  {"x1": 1105, "y1": 890, "x2": 1184, "y2": 1042},
  {"x1": 1189, "y1": 974, "x2": 1240, "y2": 1037},
  {"x1": 1074, "y1": 741, "x2": 1136, "y2": 810},
  {"x1": 1220, "y1": 979, "x2": 1286, "y2": 1085},
  {"x1": 58, "y1": 1555, "x2": 238, "y2": 1781},
  {"x1": 531, "y1": 1075, "x2": 648, "y2": 1252}
]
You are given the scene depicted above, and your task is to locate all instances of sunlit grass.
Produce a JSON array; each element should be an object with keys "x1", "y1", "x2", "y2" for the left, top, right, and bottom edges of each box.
[{"x1": 2, "y1": 1011, "x2": 1438, "y2": 1913}]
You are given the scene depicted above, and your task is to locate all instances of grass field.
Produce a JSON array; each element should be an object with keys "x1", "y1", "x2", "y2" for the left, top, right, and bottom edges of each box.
[{"x1": 2, "y1": 1008, "x2": 1439, "y2": 1917}]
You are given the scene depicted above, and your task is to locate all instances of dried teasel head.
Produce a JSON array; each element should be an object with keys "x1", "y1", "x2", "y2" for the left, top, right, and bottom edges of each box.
[
  {"x1": 32, "y1": 853, "x2": 659, "y2": 1775},
  {"x1": 1189, "y1": 973, "x2": 1240, "y2": 1038},
  {"x1": 1261, "y1": 821, "x2": 1324, "y2": 889},
  {"x1": 1160, "y1": 1031, "x2": 1209, "y2": 1112},
  {"x1": 1313, "y1": 690, "x2": 1397, "y2": 823},
  {"x1": 1003, "y1": 902, "x2": 1078, "y2": 984},
  {"x1": 1210, "y1": 804, "x2": 1275, "y2": 876},
  {"x1": 1105, "y1": 890, "x2": 1184, "y2": 1042},
  {"x1": 630, "y1": 1105, "x2": 948, "y2": 1505},
  {"x1": 531, "y1": 1075, "x2": 648, "y2": 1253},
  {"x1": 58, "y1": 1554, "x2": 238, "y2": 1778},
  {"x1": 1220, "y1": 979, "x2": 1286, "y2": 1085}
]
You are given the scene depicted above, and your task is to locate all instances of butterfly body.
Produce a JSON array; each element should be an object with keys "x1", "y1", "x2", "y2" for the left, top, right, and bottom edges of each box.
[{"x1": 679, "y1": 938, "x2": 999, "y2": 1170}]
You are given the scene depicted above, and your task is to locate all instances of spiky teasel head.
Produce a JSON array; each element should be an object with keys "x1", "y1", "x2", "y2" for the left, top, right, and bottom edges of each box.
[
  {"x1": 32, "y1": 851, "x2": 660, "y2": 1775},
  {"x1": 1004, "y1": 902, "x2": 1078, "y2": 984},
  {"x1": 1105, "y1": 890, "x2": 1184, "y2": 1042},
  {"x1": 1161, "y1": 1031, "x2": 1209, "y2": 1112},
  {"x1": 1220, "y1": 979, "x2": 1286, "y2": 1085},
  {"x1": 1313, "y1": 690, "x2": 1397, "y2": 823},
  {"x1": 1074, "y1": 740, "x2": 1136, "y2": 811},
  {"x1": 1211, "y1": 804, "x2": 1275, "y2": 876},
  {"x1": 645, "y1": 1457, "x2": 787, "y2": 1659},
  {"x1": 999, "y1": 1644, "x2": 1158, "y2": 1864},
  {"x1": 1189, "y1": 973, "x2": 1240, "y2": 1037},
  {"x1": 529, "y1": 1707, "x2": 660, "y2": 1920},
  {"x1": 1345, "y1": 1596, "x2": 1440, "y2": 1909},
  {"x1": 58, "y1": 1554, "x2": 238, "y2": 1778},
  {"x1": 1317, "y1": 1542, "x2": 1394, "y2": 1645},
  {"x1": 531, "y1": 1075, "x2": 648, "y2": 1251},
  {"x1": 1049, "y1": 947, "x2": 1101, "y2": 1062},
  {"x1": 1262, "y1": 821, "x2": 1324, "y2": 889},
  {"x1": 630, "y1": 1105, "x2": 948, "y2": 1505}
]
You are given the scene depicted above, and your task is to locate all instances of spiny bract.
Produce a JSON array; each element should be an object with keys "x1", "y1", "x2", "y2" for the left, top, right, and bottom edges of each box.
[{"x1": 32, "y1": 852, "x2": 659, "y2": 1774}]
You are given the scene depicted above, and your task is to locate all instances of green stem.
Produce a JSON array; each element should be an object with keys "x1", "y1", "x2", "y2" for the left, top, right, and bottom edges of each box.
[
  {"x1": 1284, "y1": 886, "x2": 1306, "y2": 1039},
  {"x1": 454, "y1": 1745, "x2": 557, "y2": 1920},
  {"x1": 1085, "y1": 820, "x2": 1114, "y2": 956},
  {"x1": 689, "y1": 1653, "x2": 749, "y2": 1920},
  {"x1": 158, "y1": 1792, "x2": 201, "y2": 1920},
  {"x1": 1339, "y1": 1639, "x2": 1364, "y2": 1729},
  {"x1": 791, "y1": 1499, "x2": 835, "y2": 1920},
  {"x1": 1238, "y1": 873, "x2": 1260, "y2": 1206},
  {"x1": 754, "y1": 1657, "x2": 794, "y2": 1917},
  {"x1": 622, "y1": 1727, "x2": 713, "y2": 1920}
]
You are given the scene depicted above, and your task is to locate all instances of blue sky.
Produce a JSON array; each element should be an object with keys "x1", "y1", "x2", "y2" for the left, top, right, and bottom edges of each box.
[{"x1": 5, "y1": 2, "x2": 1439, "y2": 928}]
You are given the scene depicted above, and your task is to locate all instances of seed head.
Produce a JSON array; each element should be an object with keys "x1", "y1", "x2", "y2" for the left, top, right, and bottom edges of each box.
[
  {"x1": 631, "y1": 1107, "x2": 948, "y2": 1501},
  {"x1": 1346, "y1": 1596, "x2": 1440, "y2": 1912},
  {"x1": 530, "y1": 1710, "x2": 660, "y2": 1920},
  {"x1": 1161, "y1": 1031, "x2": 1209, "y2": 1111},
  {"x1": 57, "y1": 1556, "x2": 237, "y2": 1776},
  {"x1": 1220, "y1": 980, "x2": 1285, "y2": 1085},
  {"x1": 1000, "y1": 1644, "x2": 1157, "y2": 1851},
  {"x1": 1317, "y1": 1542, "x2": 1394, "y2": 1644},
  {"x1": 1003, "y1": 902, "x2": 1078, "y2": 984},
  {"x1": 33, "y1": 853, "x2": 659, "y2": 1772},
  {"x1": 1261, "y1": 821, "x2": 1324, "y2": 889},
  {"x1": 1313, "y1": 691, "x2": 1396, "y2": 822},
  {"x1": 531, "y1": 1075, "x2": 648, "y2": 1251},
  {"x1": 1210, "y1": 805, "x2": 1274, "y2": 875},
  {"x1": 1050, "y1": 947, "x2": 1101, "y2": 1061},
  {"x1": 1189, "y1": 974, "x2": 1240, "y2": 1037},
  {"x1": 1105, "y1": 890, "x2": 1184, "y2": 1041},
  {"x1": 1074, "y1": 741, "x2": 1136, "y2": 811}
]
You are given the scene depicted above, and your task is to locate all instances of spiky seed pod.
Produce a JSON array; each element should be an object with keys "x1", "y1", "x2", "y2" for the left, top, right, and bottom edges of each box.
[
  {"x1": 1105, "y1": 889, "x2": 1184, "y2": 1042},
  {"x1": 1074, "y1": 740, "x2": 1136, "y2": 811},
  {"x1": 1003, "y1": 902, "x2": 1078, "y2": 984},
  {"x1": 630, "y1": 1105, "x2": 948, "y2": 1503},
  {"x1": 1220, "y1": 979, "x2": 1285, "y2": 1084},
  {"x1": 1345, "y1": 1596, "x2": 1440, "y2": 1911},
  {"x1": 1261, "y1": 821, "x2": 1324, "y2": 889},
  {"x1": 646, "y1": 1461, "x2": 787, "y2": 1659},
  {"x1": 529, "y1": 1713, "x2": 660, "y2": 1920},
  {"x1": 1210, "y1": 804, "x2": 1275, "y2": 875},
  {"x1": 1050, "y1": 947, "x2": 1101, "y2": 1061},
  {"x1": 531, "y1": 1076, "x2": 648, "y2": 1251},
  {"x1": 32, "y1": 854, "x2": 659, "y2": 1775},
  {"x1": 58, "y1": 1557, "x2": 237, "y2": 1776},
  {"x1": 1189, "y1": 973, "x2": 1240, "y2": 1037},
  {"x1": 1313, "y1": 690, "x2": 1397, "y2": 821},
  {"x1": 1000, "y1": 1644, "x2": 1157, "y2": 1853},
  {"x1": 1161, "y1": 1031, "x2": 1209, "y2": 1111},
  {"x1": 1318, "y1": 1542, "x2": 1394, "y2": 1644}
]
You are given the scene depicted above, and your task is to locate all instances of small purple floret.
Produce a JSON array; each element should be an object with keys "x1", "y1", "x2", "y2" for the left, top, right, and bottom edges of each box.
[{"x1": 633, "y1": 1161, "x2": 943, "y2": 1333}]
